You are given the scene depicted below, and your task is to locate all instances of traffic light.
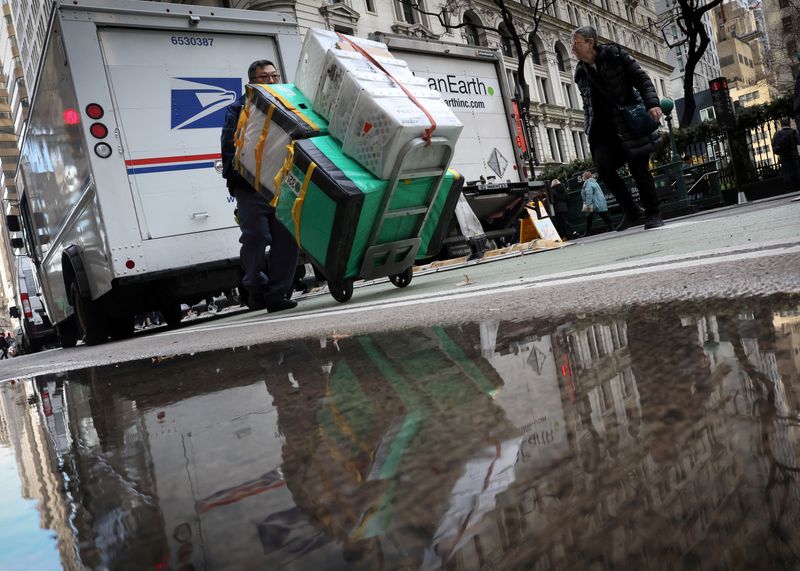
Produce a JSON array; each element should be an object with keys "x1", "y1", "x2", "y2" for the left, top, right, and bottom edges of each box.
[{"x1": 709, "y1": 77, "x2": 736, "y2": 130}]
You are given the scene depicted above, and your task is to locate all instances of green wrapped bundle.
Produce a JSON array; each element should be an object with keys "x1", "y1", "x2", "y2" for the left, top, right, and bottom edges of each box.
[{"x1": 271, "y1": 136, "x2": 463, "y2": 283}]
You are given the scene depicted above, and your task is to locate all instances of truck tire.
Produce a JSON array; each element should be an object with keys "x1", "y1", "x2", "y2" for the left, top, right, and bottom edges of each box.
[
  {"x1": 70, "y1": 282, "x2": 108, "y2": 345},
  {"x1": 161, "y1": 304, "x2": 183, "y2": 327},
  {"x1": 108, "y1": 315, "x2": 135, "y2": 340},
  {"x1": 57, "y1": 318, "x2": 79, "y2": 349}
]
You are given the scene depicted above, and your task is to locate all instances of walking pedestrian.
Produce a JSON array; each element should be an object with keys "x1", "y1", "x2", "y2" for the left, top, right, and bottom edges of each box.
[
  {"x1": 771, "y1": 118, "x2": 800, "y2": 192},
  {"x1": 0, "y1": 332, "x2": 9, "y2": 360},
  {"x1": 794, "y1": 51, "x2": 800, "y2": 129},
  {"x1": 221, "y1": 60, "x2": 299, "y2": 313},
  {"x1": 572, "y1": 26, "x2": 664, "y2": 231},
  {"x1": 580, "y1": 171, "x2": 613, "y2": 235},
  {"x1": 549, "y1": 179, "x2": 578, "y2": 239}
]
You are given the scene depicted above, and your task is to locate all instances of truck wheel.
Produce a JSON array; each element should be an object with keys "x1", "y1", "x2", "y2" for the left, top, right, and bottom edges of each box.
[
  {"x1": 109, "y1": 315, "x2": 135, "y2": 340},
  {"x1": 161, "y1": 304, "x2": 183, "y2": 327},
  {"x1": 57, "y1": 318, "x2": 79, "y2": 349},
  {"x1": 70, "y1": 282, "x2": 108, "y2": 345}
]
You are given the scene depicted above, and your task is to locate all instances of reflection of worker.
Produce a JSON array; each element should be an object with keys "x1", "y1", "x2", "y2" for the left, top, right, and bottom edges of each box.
[{"x1": 221, "y1": 60, "x2": 298, "y2": 312}]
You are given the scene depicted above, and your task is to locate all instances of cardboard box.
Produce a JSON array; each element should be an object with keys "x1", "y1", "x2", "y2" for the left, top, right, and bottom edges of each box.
[
  {"x1": 294, "y1": 28, "x2": 389, "y2": 102},
  {"x1": 234, "y1": 83, "x2": 328, "y2": 200},
  {"x1": 339, "y1": 88, "x2": 463, "y2": 180}
]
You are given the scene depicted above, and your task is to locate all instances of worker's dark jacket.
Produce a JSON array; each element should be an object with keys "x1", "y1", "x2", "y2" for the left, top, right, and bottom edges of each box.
[
  {"x1": 574, "y1": 43, "x2": 661, "y2": 159},
  {"x1": 221, "y1": 95, "x2": 250, "y2": 195},
  {"x1": 772, "y1": 127, "x2": 800, "y2": 160}
]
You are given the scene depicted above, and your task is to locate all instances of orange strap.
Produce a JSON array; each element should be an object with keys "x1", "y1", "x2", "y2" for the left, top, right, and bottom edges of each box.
[{"x1": 335, "y1": 32, "x2": 436, "y2": 145}]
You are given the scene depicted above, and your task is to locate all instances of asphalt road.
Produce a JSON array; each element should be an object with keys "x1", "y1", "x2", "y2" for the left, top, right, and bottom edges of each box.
[{"x1": 2, "y1": 194, "x2": 798, "y2": 381}]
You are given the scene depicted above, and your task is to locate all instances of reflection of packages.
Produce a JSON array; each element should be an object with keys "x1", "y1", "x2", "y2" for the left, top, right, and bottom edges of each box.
[
  {"x1": 272, "y1": 136, "x2": 464, "y2": 283},
  {"x1": 233, "y1": 83, "x2": 328, "y2": 201}
]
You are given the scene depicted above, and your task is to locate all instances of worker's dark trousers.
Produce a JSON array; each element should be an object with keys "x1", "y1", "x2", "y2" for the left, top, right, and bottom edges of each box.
[
  {"x1": 593, "y1": 145, "x2": 660, "y2": 217},
  {"x1": 234, "y1": 187, "x2": 299, "y2": 302}
]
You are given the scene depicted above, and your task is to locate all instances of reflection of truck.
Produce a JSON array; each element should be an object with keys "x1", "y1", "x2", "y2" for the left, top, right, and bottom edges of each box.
[
  {"x1": 8, "y1": 256, "x2": 58, "y2": 353},
  {"x1": 12, "y1": 0, "x2": 301, "y2": 346}
]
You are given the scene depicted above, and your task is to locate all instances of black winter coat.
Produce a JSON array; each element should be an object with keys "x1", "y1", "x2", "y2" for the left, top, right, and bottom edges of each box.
[
  {"x1": 574, "y1": 44, "x2": 662, "y2": 159},
  {"x1": 550, "y1": 183, "x2": 570, "y2": 213}
]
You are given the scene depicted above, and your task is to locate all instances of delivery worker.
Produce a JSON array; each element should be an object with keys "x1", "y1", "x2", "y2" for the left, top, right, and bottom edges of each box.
[{"x1": 221, "y1": 60, "x2": 299, "y2": 312}]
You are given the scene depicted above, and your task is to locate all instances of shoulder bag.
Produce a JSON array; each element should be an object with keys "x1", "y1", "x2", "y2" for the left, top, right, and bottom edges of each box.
[{"x1": 586, "y1": 72, "x2": 659, "y2": 137}]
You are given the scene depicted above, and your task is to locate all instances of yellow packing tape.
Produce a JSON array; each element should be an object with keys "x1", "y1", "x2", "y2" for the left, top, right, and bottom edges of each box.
[
  {"x1": 270, "y1": 142, "x2": 295, "y2": 208},
  {"x1": 291, "y1": 161, "x2": 317, "y2": 246},
  {"x1": 261, "y1": 85, "x2": 320, "y2": 132},
  {"x1": 233, "y1": 90, "x2": 253, "y2": 169},
  {"x1": 253, "y1": 105, "x2": 275, "y2": 190}
]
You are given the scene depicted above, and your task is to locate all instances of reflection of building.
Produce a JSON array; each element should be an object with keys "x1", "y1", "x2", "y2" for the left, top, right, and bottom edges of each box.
[
  {"x1": 10, "y1": 300, "x2": 800, "y2": 570},
  {"x1": 0, "y1": 380, "x2": 81, "y2": 570}
]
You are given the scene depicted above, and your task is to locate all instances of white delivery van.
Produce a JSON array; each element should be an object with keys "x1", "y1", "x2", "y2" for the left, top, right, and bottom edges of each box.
[
  {"x1": 14, "y1": 0, "x2": 301, "y2": 346},
  {"x1": 8, "y1": 256, "x2": 58, "y2": 353}
]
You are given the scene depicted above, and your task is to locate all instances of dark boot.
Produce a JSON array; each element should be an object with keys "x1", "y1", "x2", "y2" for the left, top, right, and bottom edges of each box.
[{"x1": 644, "y1": 212, "x2": 664, "y2": 229}]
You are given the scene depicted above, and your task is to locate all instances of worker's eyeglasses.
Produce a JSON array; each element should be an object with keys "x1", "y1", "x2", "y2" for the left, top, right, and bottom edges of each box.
[{"x1": 253, "y1": 72, "x2": 280, "y2": 81}]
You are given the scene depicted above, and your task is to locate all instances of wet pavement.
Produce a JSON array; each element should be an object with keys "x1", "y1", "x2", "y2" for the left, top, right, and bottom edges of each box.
[{"x1": 2, "y1": 294, "x2": 800, "y2": 570}]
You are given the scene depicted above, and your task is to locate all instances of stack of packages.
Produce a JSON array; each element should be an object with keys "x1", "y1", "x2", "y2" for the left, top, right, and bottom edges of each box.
[{"x1": 234, "y1": 29, "x2": 464, "y2": 285}]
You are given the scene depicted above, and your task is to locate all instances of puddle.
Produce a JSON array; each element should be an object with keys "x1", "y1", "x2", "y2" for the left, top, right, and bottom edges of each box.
[{"x1": 1, "y1": 295, "x2": 800, "y2": 570}]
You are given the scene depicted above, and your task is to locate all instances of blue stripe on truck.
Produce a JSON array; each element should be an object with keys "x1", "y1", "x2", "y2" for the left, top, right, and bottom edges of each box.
[{"x1": 127, "y1": 161, "x2": 216, "y2": 175}]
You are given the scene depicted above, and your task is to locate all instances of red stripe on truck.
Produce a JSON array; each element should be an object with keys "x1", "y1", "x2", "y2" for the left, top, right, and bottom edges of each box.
[{"x1": 124, "y1": 153, "x2": 221, "y2": 166}]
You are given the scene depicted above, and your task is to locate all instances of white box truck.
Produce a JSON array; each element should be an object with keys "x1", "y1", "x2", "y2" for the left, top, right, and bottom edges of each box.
[{"x1": 14, "y1": 0, "x2": 301, "y2": 346}]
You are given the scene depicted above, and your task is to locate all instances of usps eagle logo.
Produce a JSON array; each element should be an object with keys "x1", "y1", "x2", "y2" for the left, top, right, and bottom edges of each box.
[{"x1": 171, "y1": 77, "x2": 241, "y2": 130}]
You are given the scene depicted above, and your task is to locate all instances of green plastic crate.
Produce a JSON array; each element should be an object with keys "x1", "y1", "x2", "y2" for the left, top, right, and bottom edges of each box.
[{"x1": 272, "y1": 136, "x2": 463, "y2": 283}]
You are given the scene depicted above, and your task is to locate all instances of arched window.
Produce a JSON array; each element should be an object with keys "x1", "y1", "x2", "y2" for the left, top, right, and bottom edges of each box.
[
  {"x1": 463, "y1": 13, "x2": 481, "y2": 46},
  {"x1": 529, "y1": 34, "x2": 542, "y2": 65},
  {"x1": 556, "y1": 47, "x2": 566, "y2": 72},
  {"x1": 499, "y1": 23, "x2": 516, "y2": 58},
  {"x1": 555, "y1": 41, "x2": 570, "y2": 73}
]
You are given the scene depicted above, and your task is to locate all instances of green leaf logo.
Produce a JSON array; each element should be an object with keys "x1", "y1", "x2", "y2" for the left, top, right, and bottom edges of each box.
[{"x1": 488, "y1": 86, "x2": 495, "y2": 96}]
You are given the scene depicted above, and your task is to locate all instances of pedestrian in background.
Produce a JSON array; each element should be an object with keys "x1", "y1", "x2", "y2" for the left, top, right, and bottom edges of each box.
[
  {"x1": 0, "y1": 332, "x2": 8, "y2": 360},
  {"x1": 572, "y1": 26, "x2": 664, "y2": 231},
  {"x1": 771, "y1": 117, "x2": 800, "y2": 192},
  {"x1": 549, "y1": 179, "x2": 577, "y2": 239},
  {"x1": 580, "y1": 171, "x2": 613, "y2": 235},
  {"x1": 221, "y1": 60, "x2": 299, "y2": 313},
  {"x1": 794, "y1": 50, "x2": 800, "y2": 128}
]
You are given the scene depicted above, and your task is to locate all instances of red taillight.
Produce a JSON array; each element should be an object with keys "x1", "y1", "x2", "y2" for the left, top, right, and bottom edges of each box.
[
  {"x1": 85, "y1": 103, "x2": 104, "y2": 120},
  {"x1": 90, "y1": 123, "x2": 108, "y2": 139},
  {"x1": 125, "y1": 260, "x2": 135, "y2": 269},
  {"x1": 63, "y1": 108, "x2": 80, "y2": 125},
  {"x1": 20, "y1": 293, "x2": 32, "y2": 318}
]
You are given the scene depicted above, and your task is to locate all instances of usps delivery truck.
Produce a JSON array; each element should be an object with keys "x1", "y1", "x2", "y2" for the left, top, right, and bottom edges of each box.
[{"x1": 14, "y1": 0, "x2": 301, "y2": 346}]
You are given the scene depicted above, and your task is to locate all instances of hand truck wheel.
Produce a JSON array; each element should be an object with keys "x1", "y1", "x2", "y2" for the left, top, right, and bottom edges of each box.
[
  {"x1": 329, "y1": 279, "x2": 354, "y2": 303},
  {"x1": 389, "y1": 267, "x2": 413, "y2": 288}
]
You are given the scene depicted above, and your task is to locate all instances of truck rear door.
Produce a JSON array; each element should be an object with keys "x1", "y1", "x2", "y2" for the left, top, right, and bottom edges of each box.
[
  {"x1": 98, "y1": 28, "x2": 280, "y2": 239},
  {"x1": 399, "y1": 50, "x2": 522, "y2": 183}
]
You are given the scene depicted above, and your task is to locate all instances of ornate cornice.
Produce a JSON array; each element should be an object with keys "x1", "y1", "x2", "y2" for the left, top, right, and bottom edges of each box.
[
  {"x1": 319, "y1": 2, "x2": 361, "y2": 25},
  {"x1": 390, "y1": 21, "x2": 440, "y2": 40}
]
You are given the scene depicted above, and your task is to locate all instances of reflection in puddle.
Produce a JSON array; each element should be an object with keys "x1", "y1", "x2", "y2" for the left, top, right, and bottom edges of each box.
[{"x1": 1, "y1": 296, "x2": 800, "y2": 570}]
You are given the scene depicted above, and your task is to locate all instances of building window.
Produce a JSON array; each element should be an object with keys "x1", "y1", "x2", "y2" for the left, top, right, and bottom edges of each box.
[
  {"x1": 572, "y1": 131, "x2": 584, "y2": 159},
  {"x1": 365, "y1": 0, "x2": 375, "y2": 12},
  {"x1": 530, "y1": 36, "x2": 542, "y2": 65},
  {"x1": 699, "y1": 107, "x2": 716, "y2": 122},
  {"x1": 499, "y1": 23, "x2": 516, "y2": 58},
  {"x1": 556, "y1": 46, "x2": 566, "y2": 72},
  {"x1": 562, "y1": 82, "x2": 574, "y2": 107},
  {"x1": 463, "y1": 13, "x2": 481, "y2": 46},
  {"x1": 536, "y1": 77, "x2": 550, "y2": 104}
]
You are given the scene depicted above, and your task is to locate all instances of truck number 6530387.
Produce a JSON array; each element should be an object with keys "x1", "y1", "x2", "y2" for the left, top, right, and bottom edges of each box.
[{"x1": 171, "y1": 36, "x2": 214, "y2": 46}]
